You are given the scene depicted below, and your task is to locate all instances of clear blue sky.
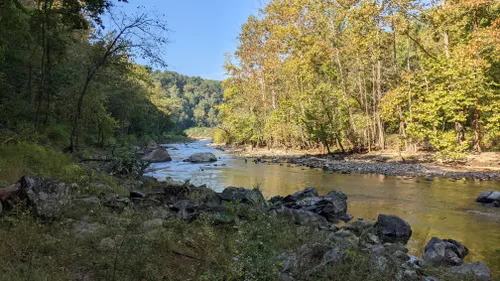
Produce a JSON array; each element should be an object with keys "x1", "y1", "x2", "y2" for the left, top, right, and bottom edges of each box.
[{"x1": 117, "y1": 0, "x2": 265, "y2": 81}]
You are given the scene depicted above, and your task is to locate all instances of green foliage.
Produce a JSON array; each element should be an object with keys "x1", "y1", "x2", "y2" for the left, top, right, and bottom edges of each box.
[
  {"x1": 153, "y1": 70, "x2": 224, "y2": 130},
  {"x1": 185, "y1": 127, "x2": 214, "y2": 138},
  {"x1": 221, "y1": 0, "x2": 500, "y2": 157},
  {"x1": 0, "y1": 143, "x2": 82, "y2": 186}
]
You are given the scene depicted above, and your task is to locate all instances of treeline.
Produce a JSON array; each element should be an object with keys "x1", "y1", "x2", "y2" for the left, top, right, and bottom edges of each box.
[
  {"x1": 153, "y1": 70, "x2": 223, "y2": 130},
  {"x1": 0, "y1": 0, "x2": 220, "y2": 151},
  {"x1": 220, "y1": 0, "x2": 500, "y2": 158}
]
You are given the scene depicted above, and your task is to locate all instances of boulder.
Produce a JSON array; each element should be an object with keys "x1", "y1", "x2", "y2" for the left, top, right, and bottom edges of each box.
[
  {"x1": 476, "y1": 191, "x2": 500, "y2": 205},
  {"x1": 344, "y1": 219, "x2": 374, "y2": 236},
  {"x1": 374, "y1": 214, "x2": 412, "y2": 244},
  {"x1": 186, "y1": 152, "x2": 217, "y2": 163},
  {"x1": 315, "y1": 196, "x2": 347, "y2": 223},
  {"x1": 147, "y1": 140, "x2": 159, "y2": 150},
  {"x1": 278, "y1": 243, "x2": 345, "y2": 280},
  {"x1": 275, "y1": 207, "x2": 329, "y2": 226},
  {"x1": 283, "y1": 187, "x2": 318, "y2": 206},
  {"x1": 219, "y1": 187, "x2": 266, "y2": 207},
  {"x1": 452, "y1": 262, "x2": 491, "y2": 281},
  {"x1": 18, "y1": 176, "x2": 73, "y2": 219},
  {"x1": 172, "y1": 200, "x2": 199, "y2": 221},
  {"x1": 141, "y1": 148, "x2": 172, "y2": 163},
  {"x1": 423, "y1": 237, "x2": 469, "y2": 266},
  {"x1": 281, "y1": 188, "x2": 349, "y2": 223}
]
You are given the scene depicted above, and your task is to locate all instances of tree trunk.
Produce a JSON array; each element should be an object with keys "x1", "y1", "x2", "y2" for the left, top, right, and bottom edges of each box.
[{"x1": 70, "y1": 75, "x2": 92, "y2": 152}]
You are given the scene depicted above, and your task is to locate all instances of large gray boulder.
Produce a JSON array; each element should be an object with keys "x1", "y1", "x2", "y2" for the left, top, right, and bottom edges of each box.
[
  {"x1": 374, "y1": 214, "x2": 412, "y2": 244},
  {"x1": 147, "y1": 140, "x2": 159, "y2": 150},
  {"x1": 278, "y1": 243, "x2": 345, "y2": 280},
  {"x1": 476, "y1": 191, "x2": 500, "y2": 206},
  {"x1": 275, "y1": 207, "x2": 329, "y2": 226},
  {"x1": 19, "y1": 176, "x2": 73, "y2": 219},
  {"x1": 283, "y1": 187, "x2": 319, "y2": 205},
  {"x1": 452, "y1": 262, "x2": 492, "y2": 281},
  {"x1": 141, "y1": 147, "x2": 172, "y2": 163},
  {"x1": 219, "y1": 187, "x2": 266, "y2": 207},
  {"x1": 273, "y1": 188, "x2": 350, "y2": 224},
  {"x1": 172, "y1": 200, "x2": 199, "y2": 221},
  {"x1": 187, "y1": 152, "x2": 217, "y2": 163},
  {"x1": 423, "y1": 237, "x2": 469, "y2": 266}
]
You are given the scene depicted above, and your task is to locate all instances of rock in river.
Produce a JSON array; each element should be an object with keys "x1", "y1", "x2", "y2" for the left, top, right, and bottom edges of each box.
[
  {"x1": 186, "y1": 152, "x2": 217, "y2": 163},
  {"x1": 423, "y1": 237, "x2": 469, "y2": 266},
  {"x1": 142, "y1": 147, "x2": 172, "y2": 163},
  {"x1": 147, "y1": 140, "x2": 160, "y2": 150},
  {"x1": 273, "y1": 187, "x2": 350, "y2": 224},
  {"x1": 374, "y1": 214, "x2": 412, "y2": 244},
  {"x1": 476, "y1": 191, "x2": 500, "y2": 206}
]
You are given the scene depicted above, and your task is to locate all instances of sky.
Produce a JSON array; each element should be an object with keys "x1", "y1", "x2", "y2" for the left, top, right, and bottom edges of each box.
[{"x1": 116, "y1": 0, "x2": 266, "y2": 81}]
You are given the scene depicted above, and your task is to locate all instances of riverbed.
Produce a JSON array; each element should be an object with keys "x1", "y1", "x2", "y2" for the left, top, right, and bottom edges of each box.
[{"x1": 146, "y1": 139, "x2": 500, "y2": 275}]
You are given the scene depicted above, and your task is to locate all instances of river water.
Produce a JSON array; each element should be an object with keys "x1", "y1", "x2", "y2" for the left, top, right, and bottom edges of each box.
[{"x1": 146, "y1": 139, "x2": 500, "y2": 275}]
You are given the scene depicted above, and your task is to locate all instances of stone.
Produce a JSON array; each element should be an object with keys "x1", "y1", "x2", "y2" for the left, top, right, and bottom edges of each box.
[
  {"x1": 19, "y1": 176, "x2": 73, "y2": 219},
  {"x1": 344, "y1": 219, "x2": 374, "y2": 236},
  {"x1": 99, "y1": 237, "x2": 116, "y2": 251},
  {"x1": 73, "y1": 221, "x2": 104, "y2": 239},
  {"x1": 339, "y1": 213, "x2": 353, "y2": 223},
  {"x1": 172, "y1": 200, "x2": 199, "y2": 221},
  {"x1": 187, "y1": 152, "x2": 217, "y2": 163},
  {"x1": 142, "y1": 218, "x2": 165, "y2": 232},
  {"x1": 219, "y1": 187, "x2": 266, "y2": 207},
  {"x1": 283, "y1": 187, "x2": 318, "y2": 205},
  {"x1": 104, "y1": 196, "x2": 130, "y2": 211},
  {"x1": 423, "y1": 237, "x2": 469, "y2": 266},
  {"x1": 275, "y1": 207, "x2": 328, "y2": 226},
  {"x1": 141, "y1": 148, "x2": 172, "y2": 163},
  {"x1": 452, "y1": 262, "x2": 491, "y2": 281},
  {"x1": 476, "y1": 191, "x2": 500, "y2": 204},
  {"x1": 147, "y1": 140, "x2": 159, "y2": 150},
  {"x1": 278, "y1": 243, "x2": 344, "y2": 280},
  {"x1": 130, "y1": 190, "x2": 146, "y2": 198},
  {"x1": 375, "y1": 214, "x2": 412, "y2": 244},
  {"x1": 292, "y1": 209, "x2": 328, "y2": 226}
]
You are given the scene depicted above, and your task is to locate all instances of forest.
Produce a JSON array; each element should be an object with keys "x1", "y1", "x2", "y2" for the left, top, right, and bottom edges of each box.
[
  {"x1": 0, "y1": 0, "x2": 222, "y2": 151},
  {"x1": 219, "y1": 0, "x2": 500, "y2": 159}
]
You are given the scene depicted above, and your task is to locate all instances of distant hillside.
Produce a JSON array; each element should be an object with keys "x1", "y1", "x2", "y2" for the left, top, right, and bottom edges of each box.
[{"x1": 153, "y1": 70, "x2": 223, "y2": 130}]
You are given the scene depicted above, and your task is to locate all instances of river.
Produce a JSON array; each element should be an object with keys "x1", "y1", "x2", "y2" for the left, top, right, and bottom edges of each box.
[{"x1": 146, "y1": 139, "x2": 500, "y2": 275}]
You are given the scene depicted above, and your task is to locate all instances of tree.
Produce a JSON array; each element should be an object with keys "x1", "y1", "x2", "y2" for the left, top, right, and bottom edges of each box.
[{"x1": 69, "y1": 8, "x2": 169, "y2": 151}]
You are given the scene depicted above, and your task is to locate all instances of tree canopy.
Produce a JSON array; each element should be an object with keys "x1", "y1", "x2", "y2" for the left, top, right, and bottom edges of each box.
[
  {"x1": 0, "y1": 0, "x2": 222, "y2": 149},
  {"x1": 220, "y1": 0, "x2": 500, "y2": 158}
]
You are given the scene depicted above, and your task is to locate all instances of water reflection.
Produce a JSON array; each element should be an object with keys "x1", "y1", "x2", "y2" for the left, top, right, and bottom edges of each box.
[{"x1": 146, "y1": 140, "x2": 500, "y2": 277}]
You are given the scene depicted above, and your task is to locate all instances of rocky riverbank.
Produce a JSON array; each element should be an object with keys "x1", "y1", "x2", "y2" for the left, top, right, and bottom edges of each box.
[
  {"x1": 215, "y1": 145, "x2": 500, "y2": 181},
  {"x1": 0, "y1": 173, "x2": 495, "y2": 280}
]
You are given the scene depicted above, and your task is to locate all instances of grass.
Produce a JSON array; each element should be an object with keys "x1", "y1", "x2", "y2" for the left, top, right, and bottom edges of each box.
[
  {"x1": 0, "y1": 198, "x2": 479, "y2": 281},
  {"x1": 0, "y1": 143, "x2": 83, "y2": 186}
]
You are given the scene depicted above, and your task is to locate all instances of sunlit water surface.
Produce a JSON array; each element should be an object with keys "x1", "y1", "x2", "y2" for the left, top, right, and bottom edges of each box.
[{"x1": 146, "y1": 140, "x2": 500, "y2": 277}]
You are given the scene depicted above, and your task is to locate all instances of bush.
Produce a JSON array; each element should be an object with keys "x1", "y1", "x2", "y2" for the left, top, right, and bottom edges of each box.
[
  {"x1": 212, "y1": 128, "x2": 229, "y2": 144},
  {"x1": 0, "y1": 143, "x2": 83, "y2": 186}
]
